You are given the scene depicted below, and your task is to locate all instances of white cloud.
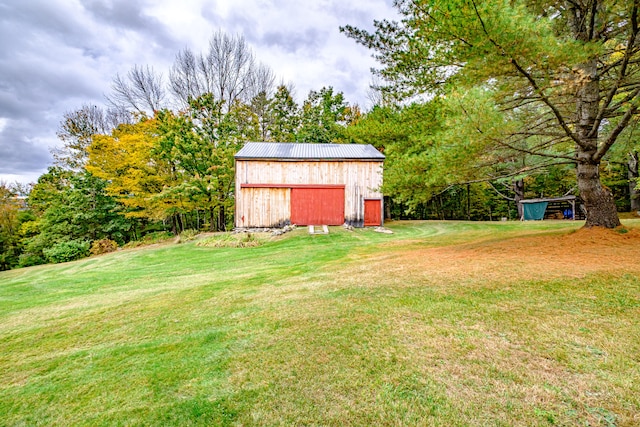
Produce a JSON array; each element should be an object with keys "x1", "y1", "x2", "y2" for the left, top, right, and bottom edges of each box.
[{"x1": 0, "y1": 0, "x2": 397, "y2": 184}]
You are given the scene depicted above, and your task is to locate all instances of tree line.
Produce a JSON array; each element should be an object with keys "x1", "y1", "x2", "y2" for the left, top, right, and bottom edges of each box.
[
  {"x1": 343, "y1": 0, "x2": 640, "y2": 228},
  {"x1": 2, "y1": 1, "x2": 640, "y2": 270},
  {"x1": 0, "y1": 31, "x2": 363, "y2": 269}
]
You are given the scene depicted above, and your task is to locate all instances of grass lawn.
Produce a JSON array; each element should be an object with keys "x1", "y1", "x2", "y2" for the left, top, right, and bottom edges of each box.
[{"x1": 1, "y1": 220, "x2": 639, "y2": 426}]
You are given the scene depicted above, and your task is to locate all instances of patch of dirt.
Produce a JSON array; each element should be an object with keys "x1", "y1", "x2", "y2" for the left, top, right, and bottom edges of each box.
[
  {"x1": 564, "y1": 225, "x2": 640, "y2": 244},
  {"x1": 354, "y1": 227, "x2": 640, "y2": 286}
]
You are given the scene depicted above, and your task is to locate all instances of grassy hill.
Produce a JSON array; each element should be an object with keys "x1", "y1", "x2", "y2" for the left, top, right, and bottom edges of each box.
[{"x1": 1, "y1": 220, "x2": 639, "y2": 426}]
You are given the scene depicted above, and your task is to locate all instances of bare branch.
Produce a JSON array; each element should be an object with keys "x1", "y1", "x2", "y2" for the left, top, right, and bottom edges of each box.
[
  {"x1": 106, "y1": 65, "x2": 165, "y2": 114},
  {"x1": 169, "y1": 31, "x2": 275, "y2": 111}
]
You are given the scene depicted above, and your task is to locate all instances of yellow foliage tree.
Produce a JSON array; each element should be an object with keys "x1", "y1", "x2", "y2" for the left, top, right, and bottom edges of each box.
[{"x1": 87, "y1": 118, "x2": 186, "y2": 225}]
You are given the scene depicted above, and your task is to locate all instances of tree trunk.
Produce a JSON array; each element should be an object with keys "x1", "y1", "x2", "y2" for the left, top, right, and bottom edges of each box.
[
  {"x1": 574, "y1": 56, "x2": 621, "y2": 228},
  {"x1": 628, "y1": 152, "x2": 640, "y2": 212},
  {"x1": 384, "y1": 196, "x2": 391, "y2": 220},
  {"x1": 218, "y1": 205, "x2": 226, "y2": 231},
  {"x1": 576, "y1": 160, "x2": 620, "y2": 227},
  {"x1": 170, "y1": 214, "x2": 178, "y2": 235},
  {"x1": 566, "y1": 4, "x2": 622, "y2": 229},
  {"x1": 466, "y1": 183, "x2": 471, "y2": 220},
  {"x1": 209, "y1": 207, "x2": 216, "y2": 232},
  {"x1": 513, "y1": 179, "x2": 524, "y2": 219}
]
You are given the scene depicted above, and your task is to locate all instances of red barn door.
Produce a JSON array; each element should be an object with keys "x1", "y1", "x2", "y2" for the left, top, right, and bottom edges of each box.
[
  {"x1": 291, "y1": 187, "x2": 344, "y2": 225},
  {"x1": 364, "y1": 199, "x2": 382, "y2": 226}
]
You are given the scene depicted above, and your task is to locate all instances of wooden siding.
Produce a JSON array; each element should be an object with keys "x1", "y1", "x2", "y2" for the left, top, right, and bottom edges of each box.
[
  {"x1": 235, "y1": 160, "x2": 383, "y2": 228},
  {"x1": 236, "y1": 187, "x2": 290, "y2": 228},
  {"x1": 241, "y1": 184, "x2": 344, "y2": 189}
]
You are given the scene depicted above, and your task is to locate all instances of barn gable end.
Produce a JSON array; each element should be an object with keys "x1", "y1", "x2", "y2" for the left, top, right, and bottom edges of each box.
[{"x1": 235, "y1": 143, "x2": 384, "y2": 228}]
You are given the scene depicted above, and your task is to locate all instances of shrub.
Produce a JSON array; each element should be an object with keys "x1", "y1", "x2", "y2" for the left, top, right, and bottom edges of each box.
[
  {"x1": 43, "y1": 240, "x2": 90, "y2": 264},
  {"x1": 123, "y1": 231, "x2": 175, "y2": 249},
  {"x1": 17, "y1": 253, "x2": 45, "y2": 268},
  {"x1": 177, "y1": 229, "x2": 199, "y2": 243},
  {"x1": 142, "y1": 231, "x2": 174, "y2": 243},
  {"x1": 122, "y1": 240, "x2": 142, "y2": 249},
  {"x1": 0, "y1": 251, "x2": 18, "y2": 271},
  {"x1": 196, "y1": 233, "x2": 263, "y2": 248},
  {"x1": 19, "y1": 220, "x2": 40, "y2": 238},
  {"x1": 90, "y1": 239, "x2": 118, "y2": 256}
]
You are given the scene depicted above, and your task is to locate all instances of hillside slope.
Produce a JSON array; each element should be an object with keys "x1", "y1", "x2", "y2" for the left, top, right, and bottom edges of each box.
[{"x1": 1, "y1": 221, "x2": 639, "y2": 426}]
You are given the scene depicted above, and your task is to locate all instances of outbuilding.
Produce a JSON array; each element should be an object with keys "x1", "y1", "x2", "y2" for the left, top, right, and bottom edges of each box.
[
  {"x1": 235, "y1": 142, "x2": 384, "y2": 228},
  {"x1": 519, "y1": 195, "x2": 583, "y2": 220}
]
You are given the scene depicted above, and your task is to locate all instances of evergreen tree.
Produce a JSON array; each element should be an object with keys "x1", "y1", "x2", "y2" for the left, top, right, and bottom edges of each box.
[
  {"x1": 267, "y1": 85, "x2": 300, "y2": 142},
  {"x1": 343, "y1": 0, "x2": 640, "y2": 227},
  {"x1": 297, "y1": 87, "x2": 352, "y2": 143}
]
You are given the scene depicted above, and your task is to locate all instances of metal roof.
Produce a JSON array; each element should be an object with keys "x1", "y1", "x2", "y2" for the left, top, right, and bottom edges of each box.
[
  {"x1": 235, "y1": 142, "x2": 385, "y2": 161},
  {"x1": 519, "y1": 196, "x2": 577, "y2": 204}
]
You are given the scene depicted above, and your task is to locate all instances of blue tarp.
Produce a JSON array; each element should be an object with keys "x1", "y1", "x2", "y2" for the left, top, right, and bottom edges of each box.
[{"x1": 523, "y1": 202, "x2": 548, "y2": 220}]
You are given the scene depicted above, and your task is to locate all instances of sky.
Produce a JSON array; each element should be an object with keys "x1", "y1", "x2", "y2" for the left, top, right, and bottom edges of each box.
[{"x1": 0, "y1": 0, "x2": 397, "y2": 185}]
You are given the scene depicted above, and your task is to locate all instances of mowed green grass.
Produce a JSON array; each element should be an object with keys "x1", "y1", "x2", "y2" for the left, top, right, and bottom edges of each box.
[{"x1": 1, "y1": 220, "x2": 639, "y2": 426}]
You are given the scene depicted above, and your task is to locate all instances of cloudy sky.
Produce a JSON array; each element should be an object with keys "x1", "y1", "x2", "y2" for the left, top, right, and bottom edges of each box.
[{"x1": 0, "y1": 0, "x2": 397, "y2": 185}]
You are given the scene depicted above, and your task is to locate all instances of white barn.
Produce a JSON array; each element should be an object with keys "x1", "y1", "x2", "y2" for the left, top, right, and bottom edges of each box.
[{"x1": 235, "y1": 143, "x2": 384, "y2": 228}]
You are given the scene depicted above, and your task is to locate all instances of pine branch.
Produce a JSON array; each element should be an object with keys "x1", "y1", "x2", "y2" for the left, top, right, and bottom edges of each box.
[
  {"x1": 487, "y1": 181, "x2": 515, "y2": 201},
  {"x1": 590, "y1": 1, "x2": 639, "y2": 138},
  {"x1": 468, "y1": 0, "x2": 583, "y2": 148},
  {"x1": 595, "y1": 92, "x2": 640, "y2": 162}
]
